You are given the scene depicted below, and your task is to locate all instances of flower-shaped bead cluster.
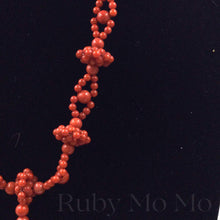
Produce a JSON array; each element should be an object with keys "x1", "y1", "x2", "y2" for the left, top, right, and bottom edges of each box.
[
  {"x1": 76, "y1": 38, "x2": 114, "y2": 68},
  {"x1": 53, "y1": 118, "x2": 91, "y2": 147}
]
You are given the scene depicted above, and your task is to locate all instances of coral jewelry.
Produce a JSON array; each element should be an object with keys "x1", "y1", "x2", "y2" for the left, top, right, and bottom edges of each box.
[{"x1": 0, "y1": 0, "x2": 117, "y2": 219}]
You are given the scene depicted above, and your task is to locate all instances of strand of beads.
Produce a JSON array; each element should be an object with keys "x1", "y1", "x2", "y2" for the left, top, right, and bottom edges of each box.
[{"x1": 0, "y1": 0, "x2": 117, "y2": 219}]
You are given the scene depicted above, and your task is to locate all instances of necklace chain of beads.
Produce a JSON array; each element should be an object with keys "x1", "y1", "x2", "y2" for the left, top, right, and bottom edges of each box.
[{"x1": 0, "y1": 0, "x2": 117, "y2": 219}]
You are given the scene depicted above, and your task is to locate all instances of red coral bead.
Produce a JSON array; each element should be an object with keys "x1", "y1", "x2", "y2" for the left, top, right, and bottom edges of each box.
[
  {"x1": 15, "y1": 205, "x2": 29, "y2": 217},
  {"x1": 62, "y1": 144, "x2": 75, "y2": 155},
  {"x1": 77, "y1": 90, "x2": 92, "y2": 104},
  {"x1": 70, "y1": 118, "x2": 82, "y2": 128},
  {"x1": 97, "y1": 10, "x2": 110, "y2": 24},
  {"x1": 34, "y1": 182, "x2": 45, "y2": 195},
  {"x1": 92, "y1": 38, "x2": 104, "y2": 48},
  {"x1": 86, "y1": 65, "x2": 99, "y2": 75},
  {"x1": 5, "y1": 182, "x2": 15, "y2": 195}
]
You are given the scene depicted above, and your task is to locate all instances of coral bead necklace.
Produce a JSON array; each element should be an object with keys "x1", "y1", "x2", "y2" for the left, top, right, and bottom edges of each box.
[{"x1": 0, "y1": 0, "x2": 117, "y2": 219}]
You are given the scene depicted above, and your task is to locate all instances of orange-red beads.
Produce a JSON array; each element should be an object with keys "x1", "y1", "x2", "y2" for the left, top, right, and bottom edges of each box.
[
  {"x1": 0, "y1": 0, "x2": 117, "y2": 219},
  {"x1": 97, "y1": 10, "x2": 110, "y2": 24}
]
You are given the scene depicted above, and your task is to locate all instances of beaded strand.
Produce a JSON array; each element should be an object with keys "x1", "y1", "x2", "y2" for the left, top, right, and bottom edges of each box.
[{"x1": 0, "y1": 0, "x2": 117, "y2": 219}]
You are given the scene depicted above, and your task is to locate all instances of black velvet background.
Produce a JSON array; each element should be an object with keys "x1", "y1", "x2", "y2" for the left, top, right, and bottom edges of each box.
[{"x1": 0, "y1": 0, "x2": 219, "y2": 219}]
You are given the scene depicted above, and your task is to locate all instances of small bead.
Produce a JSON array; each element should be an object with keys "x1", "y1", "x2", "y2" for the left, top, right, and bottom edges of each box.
[
  {"x1": 86, "y1": 65, "x2": 99, "y2": 75},
  {"x1": 76, "y1": 50, "x2": 83, "y2": 59},
  {"x1": 18, "y1": 179, "x2": 26, "y2": 187},
  {"x1": 84, "y1": 74, "x2": 91, "y2": 81},
  {"x1": 59, "y1": 169, "x2": 68, "y2": 177},
  {"x1": 23, "y1": 186, "x2": 32, "y2": 196},
  {"x1": 83, "y1": 107, "x2": 91, "y2": 115},
  {"x1": 59, "y1": 160, "x2": 68, "y2": 168},
  {"x1": 87, "y1": 101, "x2": 95, "y2": 109},
  {"x1": 92, "y1": 38, "x2": 104, "y2": 48},
  {"x1": 93, "y1": 31, "x2": 100, "y2": 38},
  {"x1": 17, "y1": 198, "x2": 27, "y2": 206},
  {"x1": 109, "y1": 1, "x2": 117, "y2": 9},
  {"x1": 91, "y1": 75, "x2": 99, "y2": 82},
  {"x1": 62, "y1": 144, "x2": 75, "y2": 155},
  {"x1": 81, "y1": 55, "x2": 90, "y2": 63},
  {"x1": 90, "y1": 17, "x2": 97, "y2": 24},
  {"x1": 61, "y1": 129, "x2": 69, "y2": 136},
  {"x1": 78, "y1": 78, "x2": 86, "y2": 86},
  {"x1": 77, "y1": 90, "x2": 92, "y2": 104},
  {"x1": 26, "y1": 197, "x2": 32, "y2": 205},
  {"x1": 70, "y1": 118, "x2": 82, "y2": 128},
  {"x1": 15, "y1": 186, "x2": 21, "y2": 194},
  {"x1": 93, "y1": 6, "x2": 100, "y2": 14},
  {"x1": 43, "y1": 182, "x2": 51, "y2": 190},
  {"x1": 91, "y1": 90, "x2": 98, "y2": 97},
  {"x1": 91, "y1": 24, "x2": 99, "y2": 32},
  {"x1": 59, "y1": 173, "x2": 70, "y2": 184},
  {"x1": 100, "y1": 32, "x2": 107, "y2": 39},
  {"x1": 15, "y1": 205, "x2": 29, "y2": 217},
  {"x1": 18, "y1": 192, "x2": 26, "y2": 199},
  {"x1": 74, "y1": 84, "x2": 82, "y2": 93},
  {"x1": 61, "y1": 154, "x2": 69, "y2": 161},
  {"x1": 69, "y1": 103, "x2": 77, "y2": 111},
  {"x1": 73, "y1": 131, "x2": 80, "y2": 139},
  {"x1": 97, "y1": 10, "x2": 110, "y2": 24},
  {"x1": 93, "y1": 50, "x2": 101, "y2": 58},
  {"x1": 91, "y1": 82, "x2": 99, "y2": 90},
  {"x1": 79, "y1": 112, "x2": 87, "y2": 120},
  {"x1": 51, "y1": 176, "x2": 60, "y2": 184},
  {"x1": 107, "y1": 20, "x2": 115, "y2": 28},
  {"x1": 70, "y1": 96, "x2": 78, "y2": 103},
  {"x1": 109, "y1": 9, "x2": 117, "y2": 17},
  {"x1": 71, "y1": 110, "x2": 80, "y2": 118},
  {"x1": 5, "y1": 182, "x2": 15, "y2": 195},
  {"x1": 0, "y1": 180, "x2": 7, "y2": 189},
  {"x1": 104, "y1": 26, "x2": 112, "y2": 34},
  {"x1": 34, "y1": 182, "x2": 45, "y2": 195},
  {"x1": 96, "y1": 0, "x2": 103, "y2": 7}
]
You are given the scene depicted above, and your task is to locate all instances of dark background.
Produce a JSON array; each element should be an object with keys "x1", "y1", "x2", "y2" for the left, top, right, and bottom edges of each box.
[{"x1": 0, "y1": 0, "x2": 219, "y2": 219}]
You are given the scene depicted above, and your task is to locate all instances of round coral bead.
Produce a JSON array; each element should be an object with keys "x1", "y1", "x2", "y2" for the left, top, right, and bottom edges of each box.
[
  {"x1": 34, "y1": 182, "x2": 45, "y2": 195},
  {"x1": 93, "y1": 6, "x2": 100, "y2": 14},
  {"x1": 62, "y1": 144, "x2": 75, "y2": 155},
  {"x1": 70, "y1": 118, "x2": 83, "y2": 128},
  {"x1": 84, "y1": 73, "x2": 91, "y2": 81},
  {"x1": 51, "y1": 176, "x2": 60, "y2": 184},
  {"x1": 90, "y1": 17, "x2": 97, "y2": 24},
  {"x1": 97, "y1": 10, "x2": 110, "y2": 24},
  {"x1": 92, "y1": 38, "x2": 104, "y2": 48},
  {"x1": 109, "y1": 9, "x2": 117, "y2": 17},
  {"x1": 18, "y1": 192, "x2": 26, "y2": 199},
  {"x1": 86, "y1": 65, "x2": 99, "y2": 75},
  {"x1": 71, "y1": 110, "x2": 80, "y2": 118},
  {"x1": 100, "y1": 32, "x2": 107, "y2": 40},
  {"x1": 87, "y1": 101, "x2": 95, "y2": 109},
  {"x1": 76, "y1": 50, "x2": 83, "y2": 59},
  {"x1": 18, "y1": 179, "x2": 26, "y2": 187},
  {"x1": 5, "y1": 182, "x2": 15, "y2": 195},
  {"x1": 59, "y1": 173, "x2": 70, "y2": 184},
  {"x1": 93, "y1": 31, "x2": 100, "y2": 38},
  {"x1": 107, "y1": 20, "x2": 115, "y2": 28},
  {"x1": 15, "y1": 205, "x2": 29, "y2": 217},
  {"x1": 77, "y1": 90, "x2": 91, "y2": 104}
]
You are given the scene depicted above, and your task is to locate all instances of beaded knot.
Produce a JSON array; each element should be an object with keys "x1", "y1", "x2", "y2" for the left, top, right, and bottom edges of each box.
[
  {"x1": 53, "y1": 118, "x2": 91, "y2": 147},
  {"x1": 76, "y1": 45, "x2": 114, "y2": 68}
]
